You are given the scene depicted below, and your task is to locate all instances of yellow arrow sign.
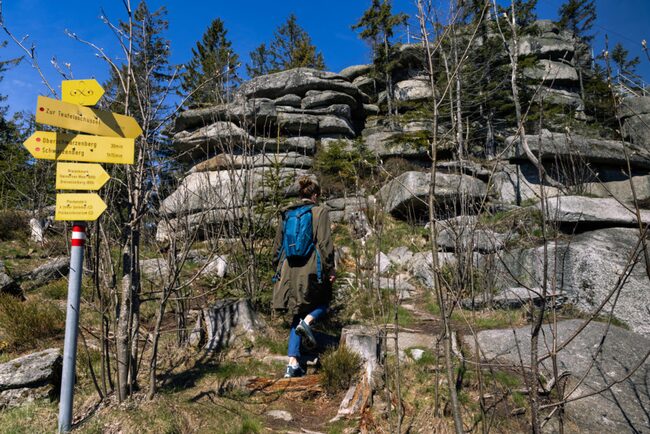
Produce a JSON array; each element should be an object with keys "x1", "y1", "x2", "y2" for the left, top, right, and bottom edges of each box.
[
  {"x1": 61, "y1": 79, "x2": 105, "y2": 106},
  {"x1": 36, "y1": 96, "x2": 142, "y2": 138},
  {"x1": 55, "y1": 193, "x2": 107, "y2": 221},
  {"x1": 24, "y1": 131, "x2": 135, "y2": 164},
  {"x1": 56, "y1": 162, "x2": 110, "y2": 191}
]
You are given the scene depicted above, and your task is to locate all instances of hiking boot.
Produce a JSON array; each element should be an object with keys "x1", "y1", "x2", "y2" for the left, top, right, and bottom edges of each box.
[
  {"x1": 296, "y1": 319, "x2": 317, "y2": 349},
  {"x1": 284, "y1": 364, "x2": 305, "y2": 378}
]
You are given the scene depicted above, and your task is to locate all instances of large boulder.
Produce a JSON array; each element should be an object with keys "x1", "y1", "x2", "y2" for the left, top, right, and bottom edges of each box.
[
  {"x1": 493, "y1": 163, "x2": 650, "y2": 204},
  {"x1": 156, "y1": 207, "x2": 251, "y2": 242},
  {"x1": 22, "y1": 257, "x2": 69, "y2": 289},
  {"x1": 497, "y1": 227, "x2": 650, "y2": 336},
  {"x1": 172, "y1": 121, "x2": 255, "y2": 160},
  {"x1": 541, "y1": 195, "x2": 650, "y2": 228},
  {"x1": 362, "y1": 130, "x2": 431, "y2": 159},
  {"x1": 338, "y1": 64, "x2": 373, "y2": 81},
  {"x1": 378, "y1": 171, "x2": 487, "y2": 219},
  {"x1": 0, "y1": 348, "x2": 61, "y2": 409},
  {"x1": 0, "y1": 262, "x2": 21, "y2": 297},
  {"x1": 188, "y1": 152, "x2": 313, "y2": 173},
  {"x1": 518, "y1": 35, "x2": 574, "y2": 59},
  {"x1": 276, "y1": 112, "x2": 319, "y2": 136},
  {"x1": 160, "y1": 167, "x2": 310, "y2": 216},
  {"x1": 437, "y1": 226, "x2": 509, "y2": 254},
  {"x1": 532, "y1": 87, "x2": 583, "y2": 110},
  {"x1": 619, "y1": 96, "x2": 650, "y2": 146},
  {"x1": 203, "y1": 299, "x2": 265, "y2": 350},
  {"x1": 523, "y1": 59, "x2": 578, "y2": 83},
  {"x1": 238, "y1": 68, "x2": 361, "y2": 100},
  {"x1": 172, "y1": 99, "x2": 277, "y2": 132},
  {"x1": 302, "y1": 90, "x2": 358, "y2": 110},
  {"x1": 255, "y1": 136, "x2": 316, "y2": 155},
  {"x1": 465, "y1": 320, "x2": 650, "y2": 434},
  {"x1": 394, "y1": 78, "x2": 433, "y2": 102},
  {"x1": 506, "y1": 130, "x2": 650, "y2": 169}
]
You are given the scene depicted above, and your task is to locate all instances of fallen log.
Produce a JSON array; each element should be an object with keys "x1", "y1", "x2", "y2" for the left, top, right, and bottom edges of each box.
[{"x1": 245, "y1": 374, "x2": 323, "y2": 395}]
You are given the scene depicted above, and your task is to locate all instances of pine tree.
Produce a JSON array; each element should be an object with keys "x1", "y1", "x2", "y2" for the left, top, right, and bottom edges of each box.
[
  {"x1": 246, "y1": 43, "x2": 273, "y2": 78},
  {"x1": 352, "y1": 0, "x2": 408, "y2": 116},
  {"x1": 611, "y1": 42, "x2": 640, "y2": 78},
  {"x1": 105, "y1": 1, "x2": 174, "y2": 130},
  {"x1": 498, "y1": 0, "x2": 538, "y2": 28},
  {"x1": 558, "y1": 0, "x2": 596, "y2": 42},
  {"x1": 0, "y1": 43, "x2": 34, "y2": 209},
  {"x1": 180, "y1": 19, "x2": 239, "y2": 107},
  {"x1": 246, "y1": 14, "x2": 325, "y2": 77}
]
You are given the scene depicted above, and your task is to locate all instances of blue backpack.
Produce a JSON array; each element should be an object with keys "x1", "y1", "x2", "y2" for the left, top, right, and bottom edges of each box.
[
  {"x1": 273, "y1": 204, "x2": 322, "y2": 282},
  {"x1": 283, "y1": 204, "x2": 315, "y2": 259}
]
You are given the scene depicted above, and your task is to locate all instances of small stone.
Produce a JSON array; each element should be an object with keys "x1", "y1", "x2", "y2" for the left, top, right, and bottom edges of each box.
[
  {"x1": 266, "y1": 409, "x2": 293, "y2": 422},
  {"x1": 410, "y1": 348, "x2": 425, "y2": 361}
]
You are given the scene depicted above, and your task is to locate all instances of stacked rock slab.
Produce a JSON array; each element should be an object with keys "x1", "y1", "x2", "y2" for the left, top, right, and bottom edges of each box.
[{"x1": 158, "y1": 68, "x2": 368, "y2": 241}]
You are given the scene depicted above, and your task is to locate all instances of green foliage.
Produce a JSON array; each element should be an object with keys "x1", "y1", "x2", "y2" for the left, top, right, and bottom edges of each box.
[
  {"x1": 498, "y1": 0, "x2": 538, "y2": 28},
  {"x1": 247, "y1": 14, "x2": 325, "y2": 77},
  {"x1": 230, "y1": 416, "x2": 262, "y2": 434},
  {"x1": 558, "y1": 0, "x2": 596, "y2": 41},
  {"x1": 313, "y1": 139, "x2": 377, "y2": 196},
  {"x1": 319, "y1": 345, "x2": 362, "y2": 395},
  {"x1": 180, "y1": 18, "x2": 239, "y2": 107},
  {"x1": 611, "y1": 42, "x2": 640, "y2": 77},
  {"x1": 0, "y1": 209, "x2": 29, "y2": 241},
  {"x1": 0, "y1": 295, "x2": 65, "y2": 349},
  {"x1": 352, "y1": 0, "x2": 407, "y2": 70},
  {"x1": 105, "y1": 1, "x2": 175, "y2": 127}
]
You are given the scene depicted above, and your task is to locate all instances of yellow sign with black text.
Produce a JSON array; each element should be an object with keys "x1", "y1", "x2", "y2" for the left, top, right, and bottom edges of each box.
[
  {"x1": 24, "y1": 131, "x2": 135, "y2": 164},
  {"x1": 55, "y1": 162, "x2": 110, "y2": 191},
  {"x1": 35, "y1": 96, "x2": 142, "y2": 138},
  {"x1": 55, "y1": 193, "x2": 107, "y2": 221}
]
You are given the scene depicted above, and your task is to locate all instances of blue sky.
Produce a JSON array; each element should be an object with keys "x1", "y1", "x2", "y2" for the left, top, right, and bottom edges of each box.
[{"x1": 0, "y1": 0, "x2": 648, "y2": 115}]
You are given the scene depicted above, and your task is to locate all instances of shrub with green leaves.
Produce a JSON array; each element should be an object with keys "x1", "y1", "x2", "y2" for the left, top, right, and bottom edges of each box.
[
  {"x1": 0, "y1": 295, "x2": 65, "y2": 349},
  {"x1": 319, "y1": 345, "x2": 362, "y2": 395},
  {"x1": 314, "y1": 140, "x2": 377, "y2": 196}
]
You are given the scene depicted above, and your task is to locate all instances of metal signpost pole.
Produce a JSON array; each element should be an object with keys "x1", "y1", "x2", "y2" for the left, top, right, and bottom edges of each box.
[{"x1": 58, "y1": 223, "x2": 87, "y2": 433}]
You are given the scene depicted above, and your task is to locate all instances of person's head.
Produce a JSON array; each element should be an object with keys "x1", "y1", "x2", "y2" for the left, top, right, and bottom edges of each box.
[{"x1": 298, "y1": 176, "x2": 321, "y2": 203}]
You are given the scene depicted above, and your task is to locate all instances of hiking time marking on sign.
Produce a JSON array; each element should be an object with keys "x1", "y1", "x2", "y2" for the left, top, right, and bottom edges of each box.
[
  {"x1": 24, "y1": 131, "x2": 135, "y2": 164},
  {"x1": 55, "y1": 193, "x2": 107, "y2": 221},
  {"x1": 55, "y1": 162, "x2": 110, "y2": 191},
  {"x1": 36, "y1": 96, "x2": 143, "y2": 139},
  {"x1": 61, "y1": 79, "x2": 105, "y2": 106}
]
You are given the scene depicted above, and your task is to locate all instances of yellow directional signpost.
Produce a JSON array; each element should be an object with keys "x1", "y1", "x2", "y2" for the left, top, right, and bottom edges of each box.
[
  {"x1": 61, "y1": 79, "x2": 105, "y2": 106},
  {"x1": 54, "y1": 193, "x2": 108, "y2": 221},
  {"x1": 56, "y1": 163, "x2": 110, "y2": 191},
  {"x1": 25, "y1": 80, "x2": 142, "y2": 433},
  {"x1": 36, "y1": 95, "x2": 143, "y2": 138},
  {"x1": 24, "y1": 131, "x2": 135, "y2": 164}
]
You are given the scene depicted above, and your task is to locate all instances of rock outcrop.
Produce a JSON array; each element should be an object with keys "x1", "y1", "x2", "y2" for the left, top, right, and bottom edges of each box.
[
  {"x1": 465, "y1": 320, "x2": 650, "y2": 434},
  {"x1": 0, "y1": 348, "x2": 62, "y2": 409},
  {"x1": 497, "y1": 227, "x2": 650, "y2": 336}
]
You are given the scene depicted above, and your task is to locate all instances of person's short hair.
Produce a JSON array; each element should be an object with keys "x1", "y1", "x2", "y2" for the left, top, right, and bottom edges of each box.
[{"x1": 298, "y1": 176, "x2": 320, "y2": 198}]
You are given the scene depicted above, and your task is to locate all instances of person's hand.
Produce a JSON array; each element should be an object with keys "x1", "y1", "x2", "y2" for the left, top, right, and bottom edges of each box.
[{"x1": 329, "y1": 274, "x2": 336, "y2": 283}]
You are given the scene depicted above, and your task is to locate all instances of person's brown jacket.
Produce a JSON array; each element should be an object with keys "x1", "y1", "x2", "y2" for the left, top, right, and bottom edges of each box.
[{"x1": 272, "y1": 199, "x2": 335, "y2": 315}]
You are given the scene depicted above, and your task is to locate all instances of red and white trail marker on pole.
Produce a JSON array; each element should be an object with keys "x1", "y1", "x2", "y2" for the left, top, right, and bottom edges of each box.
[{"x1": 58, "y1": 224, "x2": 86, "y2": 433}]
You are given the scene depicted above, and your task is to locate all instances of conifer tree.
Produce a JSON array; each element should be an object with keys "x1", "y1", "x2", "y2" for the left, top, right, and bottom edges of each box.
[
  {"x1": 105, "y1": 1, "x2": 174, "y2": 131},
  {"x1": 558, "y1": 0, "x2": 596, "y2": 42},
  {"x1": 246, "y1": 14, "x2": 325, "y2": 77},
  {"x1": 180, "y1": 18, "x2": 239, "y2": 107},
  {"x1": 611, "y1": 42, "x2": 640, "y2": 78},
  {"x1": 352, "y1": 0, "x2": 408, "y2": 116},
  {"x1": 246, "y1": 43, "x2": 272, "y2": 78}
]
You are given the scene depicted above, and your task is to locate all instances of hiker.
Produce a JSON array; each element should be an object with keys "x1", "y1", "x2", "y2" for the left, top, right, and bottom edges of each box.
[{"x1": 272, "y1": 176, "x2": 335, "y2": 378}]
